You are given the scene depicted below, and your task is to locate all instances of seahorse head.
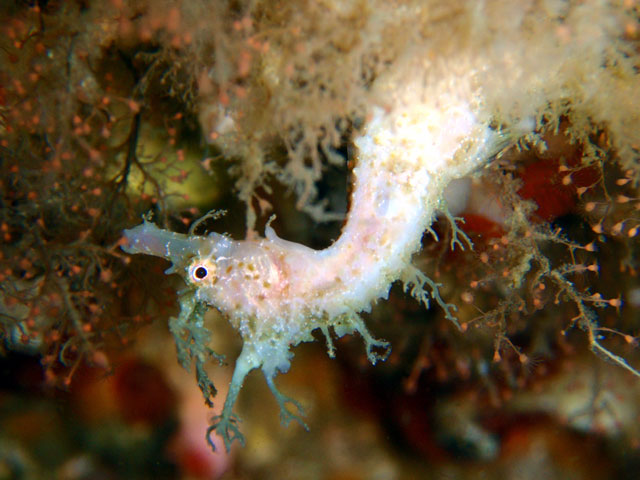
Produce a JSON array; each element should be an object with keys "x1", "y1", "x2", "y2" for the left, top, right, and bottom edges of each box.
[
  {"x1": 123, "y1": 221, "x2": 290, "y2": 330},
  {"x1": 187, "y1": 238, "x2": 291, "y2": 329}
]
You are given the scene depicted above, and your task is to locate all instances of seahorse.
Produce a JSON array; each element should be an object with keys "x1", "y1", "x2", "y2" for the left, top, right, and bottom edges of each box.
[{"x1": 122, "y1": 59, "x2": 499, "y2": 451}]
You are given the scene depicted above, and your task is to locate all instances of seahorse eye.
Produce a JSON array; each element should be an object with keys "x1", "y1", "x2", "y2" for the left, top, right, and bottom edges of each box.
[
  {"x1": 194, "y1": 266, "x2": 208, "y2": 279},
  {"x1": 189, "y1": 259, "x2": 217, "y2": 283}
]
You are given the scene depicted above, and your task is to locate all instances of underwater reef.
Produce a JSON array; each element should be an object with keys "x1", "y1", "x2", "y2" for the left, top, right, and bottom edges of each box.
[{"x1": 2, "y1": 1, "x2": 640, "y2": 479}]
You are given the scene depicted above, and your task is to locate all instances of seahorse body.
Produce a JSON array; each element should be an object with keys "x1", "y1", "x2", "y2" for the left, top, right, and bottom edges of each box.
[{"x1": 123, "y1": 64, "x2": 496, "y2": 450}]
